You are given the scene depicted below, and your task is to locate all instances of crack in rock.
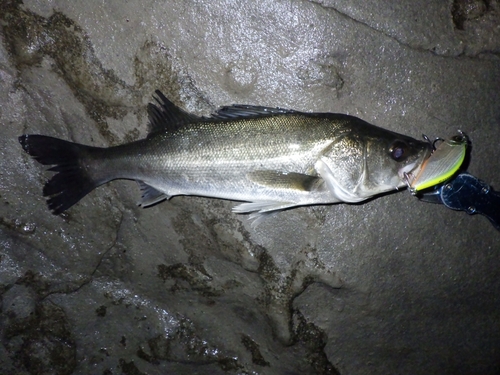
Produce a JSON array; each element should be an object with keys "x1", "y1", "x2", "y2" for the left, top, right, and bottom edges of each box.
[{"x1": 306, "y1": 0, "x2": 499, "y2": 58}]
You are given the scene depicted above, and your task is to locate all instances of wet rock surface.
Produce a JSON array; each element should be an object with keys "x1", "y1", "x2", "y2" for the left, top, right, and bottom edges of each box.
[{"x1": 1, "y1": 1, "x2": 500, "y2": 374}]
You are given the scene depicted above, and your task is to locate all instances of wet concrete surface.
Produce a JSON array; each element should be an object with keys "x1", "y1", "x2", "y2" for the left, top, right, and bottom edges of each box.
[{"x1": 1, "y1": 0, "x2": 500, "y2": 374}]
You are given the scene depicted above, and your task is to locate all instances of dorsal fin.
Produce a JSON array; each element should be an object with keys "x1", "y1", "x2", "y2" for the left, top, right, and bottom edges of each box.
[
  {"x1": 147, "y1": 90, "x2": 201, "y2": 136},
  {"x1": 209, "y1": 104, "x2": 300, "y2": 120},
  {"x1": 148, "y1": 91, "x2": 311, "y2": 134}
]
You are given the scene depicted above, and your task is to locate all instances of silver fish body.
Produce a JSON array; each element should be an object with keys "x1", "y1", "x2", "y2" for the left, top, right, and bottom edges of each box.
[{"x1": 19, "y1": 91, "x2": 432, "y2": 218}]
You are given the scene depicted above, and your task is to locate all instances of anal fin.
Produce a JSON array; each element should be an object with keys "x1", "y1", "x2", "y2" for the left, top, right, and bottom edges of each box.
[{"x1": 137, "y1": 181, "x2": 168, "y2": 207}]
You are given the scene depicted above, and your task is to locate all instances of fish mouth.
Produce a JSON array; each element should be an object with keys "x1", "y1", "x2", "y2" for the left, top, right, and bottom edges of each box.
[{"x1": 397, "y1": 146, "x2": 433, "y2": 185}]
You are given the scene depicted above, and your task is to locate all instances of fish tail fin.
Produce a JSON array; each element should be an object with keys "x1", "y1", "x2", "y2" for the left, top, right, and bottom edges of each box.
[{"x1": 19, "y1": 134, "x2": 103, "y2": 214}]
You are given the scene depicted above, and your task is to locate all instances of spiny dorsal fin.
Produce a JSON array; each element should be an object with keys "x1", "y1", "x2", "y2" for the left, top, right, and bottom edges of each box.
[
  {"x1": 148, "y1": 91, "x2": 315, "y2": 134},
  {"x1": 210, "y1": 104, "x2": 300, "y2": 121},
  {"x1": 147, "y1": 90, "x2": 201, "y2": 136}
]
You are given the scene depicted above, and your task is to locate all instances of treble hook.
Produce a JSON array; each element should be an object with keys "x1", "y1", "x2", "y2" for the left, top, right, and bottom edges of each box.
[{"x1": 422, "y1": 134, "x2": 444, "y2": 151}]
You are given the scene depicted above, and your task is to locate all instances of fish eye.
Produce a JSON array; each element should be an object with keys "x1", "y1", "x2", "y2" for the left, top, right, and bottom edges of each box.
[{"x1": 389, "y1": 140, "x2": 408, "y2": 162}]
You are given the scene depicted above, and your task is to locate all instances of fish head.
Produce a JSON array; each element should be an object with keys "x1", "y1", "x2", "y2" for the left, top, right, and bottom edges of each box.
[
  {"x1": 319, "y1": 125, "x2": 432, "y2": 200},
  {"x1": 373, "y1": 133, "x2": 433, "y2": 190}
]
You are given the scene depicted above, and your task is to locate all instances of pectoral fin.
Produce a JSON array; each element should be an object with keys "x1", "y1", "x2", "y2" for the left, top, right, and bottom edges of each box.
[
  {"x1": 247, "y1": 170, "x2": 322, "y2": 192},
  {"x1": 232, "y1": 171, "x2": 325, "y2": 226}
]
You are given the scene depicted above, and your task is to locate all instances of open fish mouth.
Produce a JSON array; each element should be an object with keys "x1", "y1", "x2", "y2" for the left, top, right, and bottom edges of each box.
[{"x1": 397, "y1": 143, "x2": 433, "y2": 183}]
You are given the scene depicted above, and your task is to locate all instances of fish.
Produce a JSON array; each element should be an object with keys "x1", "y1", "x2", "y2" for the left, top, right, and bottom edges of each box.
[{"x1": 19, "y1": 90, "x2": 432, "y2": 221}]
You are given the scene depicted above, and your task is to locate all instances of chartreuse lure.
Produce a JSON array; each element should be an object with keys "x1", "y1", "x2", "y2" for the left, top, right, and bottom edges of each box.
[{"x1": 408, "y1": 132, "x2": 468, "y2": 194}]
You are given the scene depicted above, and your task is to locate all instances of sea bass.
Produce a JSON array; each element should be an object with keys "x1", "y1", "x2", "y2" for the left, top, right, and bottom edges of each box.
[{"x1": 19, "y1": 90, "x2": 432, "y2": 220}]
